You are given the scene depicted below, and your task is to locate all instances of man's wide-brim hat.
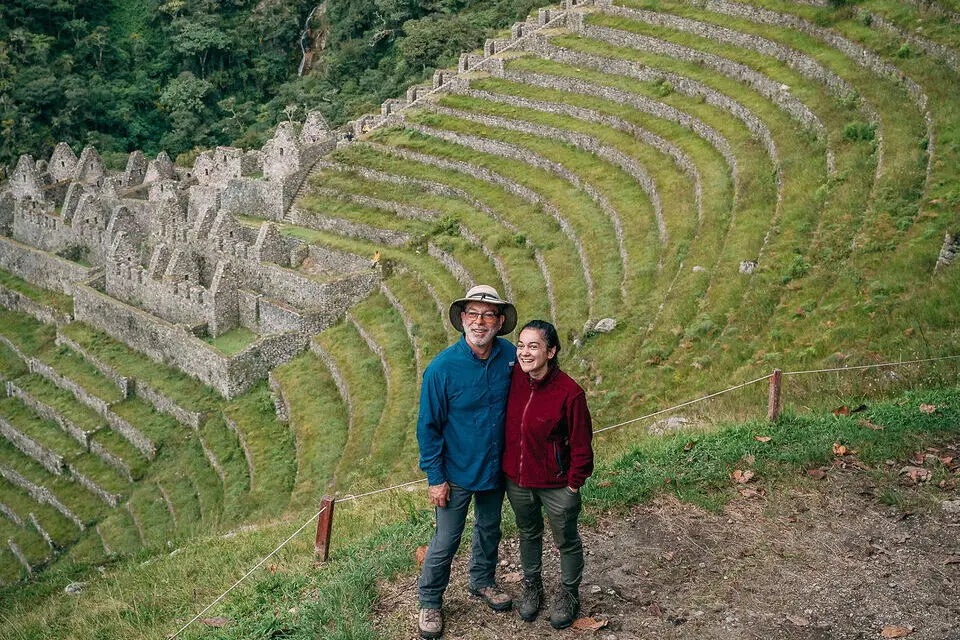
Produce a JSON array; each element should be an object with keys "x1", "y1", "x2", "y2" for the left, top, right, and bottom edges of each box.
[{"x1": 449, "y1": 285, "x2": 517, "y2": 336}]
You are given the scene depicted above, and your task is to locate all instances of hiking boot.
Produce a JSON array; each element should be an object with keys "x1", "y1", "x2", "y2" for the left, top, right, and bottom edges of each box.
[
  {"x1": 418, "y1": 607, "x2": 443, "y2": 639},
  {"x1": 469, "y1": 583, "x2": 513, "y2": 612},
  {"x1": 549, "y1": 587, "x2": 580, "y2": 629},
  {"x1": 517, "y1": 578, "x2": 544, "y2": 622}
]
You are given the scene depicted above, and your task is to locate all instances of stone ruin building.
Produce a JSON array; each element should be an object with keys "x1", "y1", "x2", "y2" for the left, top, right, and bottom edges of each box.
[{"x1": 0, "y1": 114, "x2": 379, "y2": 398}]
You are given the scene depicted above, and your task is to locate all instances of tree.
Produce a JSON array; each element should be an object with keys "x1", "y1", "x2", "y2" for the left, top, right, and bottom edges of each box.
[{"x1": 170, "y1": 13, "x2": 229, "y2": 77}]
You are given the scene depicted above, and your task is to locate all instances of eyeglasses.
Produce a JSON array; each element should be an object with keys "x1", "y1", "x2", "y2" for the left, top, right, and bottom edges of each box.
[{"x1": 463, "y1": 310, "x2": 500, "y2": 323}]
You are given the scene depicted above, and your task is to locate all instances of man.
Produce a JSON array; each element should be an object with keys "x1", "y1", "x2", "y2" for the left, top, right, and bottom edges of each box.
[{"x1": 416, "y1": 284, "x2": 517, "y2": 639}]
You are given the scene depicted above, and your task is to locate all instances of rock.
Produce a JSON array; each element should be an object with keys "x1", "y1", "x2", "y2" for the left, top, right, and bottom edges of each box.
[
  {"x1": 594, "y1": 318, "x2": 618, "y2": 333},
  {"x1": 590, "y1": 584, "x2": 603, "y2": 594},
  {"x1": 64, "y1": 582, "x2": 86, "y2": 595},
  {"x1": 942, "y1": 500, "x2": 960, "y2": 514},
  {"x1": 739, "y1": 260, "x2": 757, "y2": 274},
  {"x1": 692, "y1": 265, "x2": 706, "y2": 273},
  {"x1": 648, "y1": 416, "x2": 691, "y2": 436}
]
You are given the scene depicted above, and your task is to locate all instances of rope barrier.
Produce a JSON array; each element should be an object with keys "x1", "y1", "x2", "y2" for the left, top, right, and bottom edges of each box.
[
  {"x1": 781, "y1": 354, "x2": 960, "y2": 376},
  {"x1": 171, "y1": 351, "x2": 960, "y2": 636},
  {"x1": 169, "y1": 505, "x2": 327, "y2": 639},
  {"x1": 592, "y1": 373, "x2": 773, "y2": 435}
]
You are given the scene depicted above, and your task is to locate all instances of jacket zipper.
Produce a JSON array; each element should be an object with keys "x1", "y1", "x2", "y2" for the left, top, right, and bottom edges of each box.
[{"x1": 518, "y1": 383, "x2": 535, "y2": 484}]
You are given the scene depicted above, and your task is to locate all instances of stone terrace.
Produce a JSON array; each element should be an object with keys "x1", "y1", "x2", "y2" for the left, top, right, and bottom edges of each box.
[{"x1": 0, "y1": 0, "x2": 957, "y2": 584}]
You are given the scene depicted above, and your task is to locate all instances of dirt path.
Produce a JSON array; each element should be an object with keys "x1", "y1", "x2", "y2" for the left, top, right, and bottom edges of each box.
[{"x1": 375, "y1": 444, "x2": 960, "y2": 639}]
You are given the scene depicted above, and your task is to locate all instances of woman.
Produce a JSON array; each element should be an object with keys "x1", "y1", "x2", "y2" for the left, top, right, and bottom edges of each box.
[{"x1": 501, "y1": 320, "x2": 594, "y2": 628}]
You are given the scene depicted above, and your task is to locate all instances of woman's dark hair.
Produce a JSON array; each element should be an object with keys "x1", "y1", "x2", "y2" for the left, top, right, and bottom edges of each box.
[{"x1": 520, "y1": 319, "x2": 561, "y2": 368}]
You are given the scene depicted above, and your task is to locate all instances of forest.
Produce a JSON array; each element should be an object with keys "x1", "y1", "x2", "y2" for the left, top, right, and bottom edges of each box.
[{"x1": 0, "y1": 0, "x2": 542, "y2": 173}]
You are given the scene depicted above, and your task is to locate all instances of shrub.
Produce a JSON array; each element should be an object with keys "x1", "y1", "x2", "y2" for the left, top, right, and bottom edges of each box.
[
  {"x1": 780, "y1": 254, "x2": 811, "y2": 284},
  {"x1": 843, "y1": 121, "x2": 877, "y2": 142}
]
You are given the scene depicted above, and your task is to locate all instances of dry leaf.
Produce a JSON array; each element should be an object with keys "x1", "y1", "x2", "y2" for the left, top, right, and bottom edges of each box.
[
  {"x1": 663, "y1": 551, "x2": 676, "y2": 561},
  {"x1": 755, "y1": 436, "x2": 772, "y2": 443},
  {"x1": 731, "y1": 469, "x2": 755, "y2": 484},
  {"x1": 833, "y1": 443, "x2": 848, "y2": 456},
  {"x1": 415, "y1": 545, "x2": 428, "y2": 567},
  {"x1": 739, "y1": 487, "x2": 764, "y2": 498},
  {"x1": 571, "y1": 617, "x2": 609, "y2": 631},
  {"x1": 502, "y1": 571, "x2": 523, "y2": 583},
  {"x1": 596, "y1": 480, "x2": 613, "y2": 488},
  {"x1": 919, "y1": 404, "x2": 937, "y2": 414},
  {"x1": 900, "y1": 466, "x2": 931, "y2": 483},
  {"x1": 881, "y1": 626, "x2": 912, "y2": 638},
  {"x1": 807, "y1": 468, "x2": 827, "y2": 480},
  {"x1": 199, "y1": 617, "x2": 232, "y2": 628},
  {"x1": 683, "y1": 441, "x2": 695, "y2": 452},
  {"x1": 648, "y1": 602, "x2": 662, "y2": 617},
  {"x1": 857, "y1": 419, "x2": 884, "y2": 430},
  {"x1": 833, "y1": 405, "x2": 850, "y2": 416},
  {"x1": 909, "y1": 451, "x2": 925, "y2": 465},
  {"x1": 786, "y1": 615, "x2": 810, "y2": 627}
]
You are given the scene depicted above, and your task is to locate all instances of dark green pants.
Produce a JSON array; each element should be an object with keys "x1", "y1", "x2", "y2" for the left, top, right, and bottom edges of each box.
[{"x1": 505, "y1": 478, "x2": 584, "y2": 592}]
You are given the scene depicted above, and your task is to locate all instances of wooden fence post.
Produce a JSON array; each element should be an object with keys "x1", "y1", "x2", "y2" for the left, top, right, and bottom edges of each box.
[
  {"x1": 767, "y1": 369, "x2": 783, "y2": 422},
  {"x1": 314, "y1": 495, "x2": 336, "y2": 565}
]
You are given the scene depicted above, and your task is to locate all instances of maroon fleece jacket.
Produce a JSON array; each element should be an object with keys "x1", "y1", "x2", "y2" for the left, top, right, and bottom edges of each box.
[{"x1": 502, "y1": 365, "x2": 594, "y2": 489}]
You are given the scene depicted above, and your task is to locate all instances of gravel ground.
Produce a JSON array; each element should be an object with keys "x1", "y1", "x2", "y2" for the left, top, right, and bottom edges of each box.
[{"x1": 375, "y1": 442, "x2": 960, "y2": 640}]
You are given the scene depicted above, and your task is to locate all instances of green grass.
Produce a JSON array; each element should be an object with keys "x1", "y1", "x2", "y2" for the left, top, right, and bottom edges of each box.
[
  {"x1": 0, "y1": 308, "x2": 57, "y2": 356},
  {"x1": 0, "y1": 517, "x2": 49, "y2": 569},
  {"x1": 127, "y1": 483, "x2": 175, "y2": 550},
  {"x1": 0, "y1": 476, "x2": 79, "y2": 550},
  {"x1": 109, "y1": 397, "x2": 182, "y2": 447},
  {"x1": 59, "y1": 323, "x2": 222, "y2": 413},
  {"x1": 0, "y1": 396, "x2": 86, "y2": 461},
  {"x1": 314, "y1": 321, "x2": 387, "y2": 492},
  {"x1": 146, "y1": 434, "x2": 224, "y2": 534},
  {"x1": 222, "y1": 383, "x2": 298, "y2": 520},
  {"x1": 12, "y1": 374, "x2": 106, "y2": 435},
  {"x1": 613, "y1": 0, "x2": 939, "y2": 387},
  {"x1": 89, "y1": 428, "x2": 151, "y2": 480},
  {"x1": 198, "y1": 415, "x2": 250, "y2": 523},
  {"x1": 333, "y1": 141, "x2": 583, "y2": 333},
  {"x1": 432, "y1": 88, "x2": 704, "y2": 331},
  {"x1": 68, "y1": 453, "x2": 131, "y2": 500},
  {"x1": 311, "y1": 164, "x2": 551, "y2": 330},
  {"x1": 0, "y1": 438, "x2": 105, "y2": 527},
  {"x1": 383, "y1": 271, "x2": 453, "y2": 363},
  {"x1": 0, "y1": 549, "x2": 24, "y2": 585},
  {"x1": 303, "y1": 182, "x2": 505, "y2": 291},
  {"x1": 204, "y1": 327, "x2": 258, "y2": 356},
  {"x1": 271, "y1": 352, "x2": 350, "y2": 511},
  {"x1": 0, "y1": 337, "x2": 29, "y2": 381},
  {"x1": 94, "y1": 507, "x2": 144, "y2": 557},
  {"x1": 0, "y1": 267, "x2": 73, "y2": 314},
  {"x1": 347, "y1": 294, "x2": 421, "y2": 484}
]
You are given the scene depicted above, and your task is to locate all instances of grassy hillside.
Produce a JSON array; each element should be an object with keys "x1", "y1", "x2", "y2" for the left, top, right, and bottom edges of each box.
[{"x1": 1, "y1": 0, "x2": 959, "y2": 636}]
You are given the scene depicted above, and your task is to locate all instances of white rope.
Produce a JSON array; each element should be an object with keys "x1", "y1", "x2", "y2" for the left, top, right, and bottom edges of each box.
[
  {"x1": 337, "y1": 477, "x2": 429, "y2": 503},
  {"x1": 592, "y1": 373, "x2": 773, "y2": 434},
  {"x1": 782, "y1": 354, "x2": 960, "y2": 376},
  {"x1": 169, "y1": 505, "x2": 327, "y2": 639}
]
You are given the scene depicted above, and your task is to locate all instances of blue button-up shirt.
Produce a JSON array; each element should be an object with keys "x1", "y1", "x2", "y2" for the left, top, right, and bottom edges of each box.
[{"x1": 417, "y1": 335, "x2": 514, "y2": 491}]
